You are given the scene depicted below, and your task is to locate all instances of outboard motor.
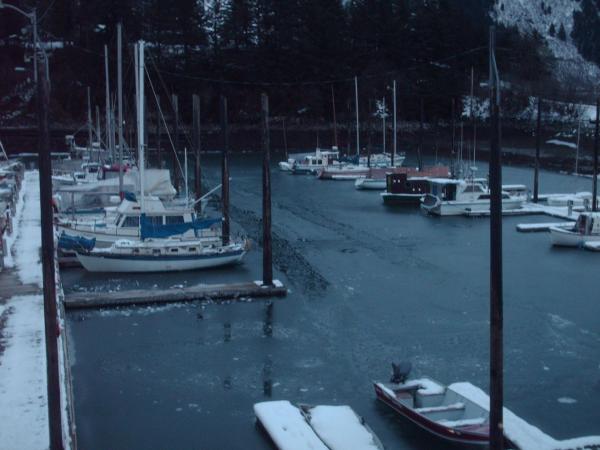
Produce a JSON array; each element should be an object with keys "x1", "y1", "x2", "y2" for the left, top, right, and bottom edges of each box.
[{"x1": 390, "y1": 361, "x2": 412, "y2": 384}]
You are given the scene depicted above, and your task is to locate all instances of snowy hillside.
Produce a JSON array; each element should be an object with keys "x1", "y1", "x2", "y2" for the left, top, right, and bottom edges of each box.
[{"x1": 493, "y1": 0, "x2": 600, "y2": 84}]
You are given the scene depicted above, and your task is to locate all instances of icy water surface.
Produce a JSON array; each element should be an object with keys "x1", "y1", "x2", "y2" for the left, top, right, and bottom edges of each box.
[{"x1": 65, "y1": 154, "x2": 600, "y2": 449}]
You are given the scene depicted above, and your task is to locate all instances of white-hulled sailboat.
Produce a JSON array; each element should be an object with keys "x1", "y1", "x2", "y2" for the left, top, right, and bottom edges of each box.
[{"x1": 73, "y1": 41, "x2": 246, "y2": 273}]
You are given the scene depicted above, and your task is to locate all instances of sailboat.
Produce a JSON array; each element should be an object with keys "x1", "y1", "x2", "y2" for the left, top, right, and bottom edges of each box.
[{"x1": 72, "y1": 41, "x2": 246, "y2": 273}]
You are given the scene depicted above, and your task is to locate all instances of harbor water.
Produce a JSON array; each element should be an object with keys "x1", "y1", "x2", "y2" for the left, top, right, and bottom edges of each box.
[{"x1": 64, "y1": 153, "x2": 600, "y2": 449}]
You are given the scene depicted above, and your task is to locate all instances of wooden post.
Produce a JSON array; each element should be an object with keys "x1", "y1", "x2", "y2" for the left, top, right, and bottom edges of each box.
[
  {"x1": 87, "y1": 86, "x2": 92, "y2": 157},
  {"x1": 37, "y1": 59, "x2": 64, "y2": 450},
  {"x1": 593, "y1": 98, "x2": 599, "y2": 212},
  {"x1": 331, "y1": 84, "x2": 338, "y2": 149},
  {"x1": 172, "y1": 94, "x2": 179, "y2": 192},
  {"x1": 488, "y1": 26, "x2": 504, "y2": 450},
  {"x1": 282, "y1": 117, "x2": 288, "y2": 160},
  {"x1": 220, "y1": 96, "x2": 230, "y2": 245},
  {"x1": 533, "y1": 96, "x2": 542, "y2": 203},
  {"x1": 451, "y1": 98, "x2": 456, "y2": 177},
  {"x1": 262, "y1": 93, "x2": 273, "y2": 286},
  {"x1": 418, "y1": 97, "x2": 424, "y2": 170},
  {"x1": 192, "y1": 94, "x2": 202, "y2": 210},
  {"x1": 392, "y1": 80, "x2": 397, "y2": 167},
  {"x1": 117, "y1": 23, "x2": 124, "y2": 197}
]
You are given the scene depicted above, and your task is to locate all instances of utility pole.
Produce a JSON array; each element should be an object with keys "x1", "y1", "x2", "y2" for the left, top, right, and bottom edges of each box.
[
  {"x1": 35, "y1": 31, "x2": 64, "y2": 450},
  {"x1": 117, "y1": 23, "x2": 124, "y2": 197},
  {"x1": 392, "y1": 80, "x2": 397, "y2": 167},
  {"x1": 262, "y1": 93, "x2": 273, "y2": 286},
  {"x1": 331, "y1": 84, "x2": 338, "y2": 149},
  {"x1": 354, "y1": 76, "x2": 360, "y2": 157},
  {"x1": 192, "y1": 94, "x2": 201, "y2": 210},
  {"x1": 220, "y1": 96, "x2": 230, "y2": 245},
  {"x1": 488, "y1": 25, "x2": 504, "y2": 450},
  {"x1": 593, "y1": 98, "x2": 599, "y2": 212},
  {"x1": 533, "y1": 96, "x2": 542, "y2": 203}
]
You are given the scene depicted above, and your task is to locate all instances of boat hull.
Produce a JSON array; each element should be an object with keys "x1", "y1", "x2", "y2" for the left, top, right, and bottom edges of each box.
[
  {"x1": 355, "y1": 178, "x2": 386, "y2": 190},
  {"x1": 549, "y1": 226, "x2": 600, "y2": 247},
  {"x1": 381, "y1": 193, "x2": 424, "y2": 206},
  {"x1": 76, "y1": 249, "x2": 245, "y2": 272},
  {"x1": 373, "y1": 383, "x2": 489, "y2": 446},
  {"x1": 421, "y1": 198, "x2": 523, "y2": 216}
]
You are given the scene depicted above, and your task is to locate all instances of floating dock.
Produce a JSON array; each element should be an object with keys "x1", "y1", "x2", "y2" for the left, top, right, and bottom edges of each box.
[
  {"x1": 516, "y1": 222, "x2": 574, "y2": 232},
  {"x1": 63, "y1": 279, "x2": 287, "y2": 309},
  {"x1": 450, "y1": 382, "x2": 600, "y2": 450}
]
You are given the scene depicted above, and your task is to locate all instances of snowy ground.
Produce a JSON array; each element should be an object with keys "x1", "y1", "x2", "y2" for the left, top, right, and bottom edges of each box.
[{"x1": 0, "y1": 170, "x2": 49, "y2": 450}]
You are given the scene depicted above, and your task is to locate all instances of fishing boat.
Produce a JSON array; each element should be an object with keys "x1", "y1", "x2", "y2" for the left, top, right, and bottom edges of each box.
[
  {"x1": 318, "y1": 153, "x2": 405, "y2": 180},
  {"x1": 373, "y1": 363, "x2": 491, "y2": 446},
  {"x1": 420, "y1": 178, "x2": 523, "y2": 216},
  {"x1": 75, "y1": 237, "x2": 246, "y2": 272},
  {"x1": 549, "y1": 212, "x2": 600, "y2": 247},
  {"x1": 290, "y1": 148, "x2": 340, "y2": 174},
  {"x1": 358, "y1": 166, "x2": 449, "y2": 192},
  {"x1": 254, "y1": 400, "x2": 383, "y2": 450}
]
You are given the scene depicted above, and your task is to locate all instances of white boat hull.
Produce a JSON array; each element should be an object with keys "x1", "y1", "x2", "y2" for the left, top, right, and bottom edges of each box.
[
  {"x1": 76, "y1": 249, "x2": 245, "y2": 272},
  {"x1": 422, "y1": 198, "x2": 523, "y2": 216},
  {"x1": 549, "y1": 226, "x2": 600, "y2": 247},
  {"x1": 355, "y1": 178, "x2": 386, "y2": 190}
]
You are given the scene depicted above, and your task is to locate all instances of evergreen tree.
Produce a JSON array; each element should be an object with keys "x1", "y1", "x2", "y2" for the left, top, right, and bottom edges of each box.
[
  {"x1": 572, "y1": 0, "x2": 600, "y2": 65},
  {"x1": 558, "y1": 23, "x2": 567, "y2": 41}
]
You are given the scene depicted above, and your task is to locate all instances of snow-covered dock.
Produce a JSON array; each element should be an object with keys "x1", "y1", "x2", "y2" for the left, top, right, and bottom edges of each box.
[
  {"x1": 516, "y1": 222, "x2": 575, "y2": 232},
  {"x1": 0, "y1": 171, "x2": 76, "y2": 449},
  {"x1": 449, "y1": 382, "x2": 600, "y2": 450},
  {"x1": 465, "y1": 201, "x2": 583, "y2": 221},
  {"x1": 63, "y1": 279, "x2": 287, "y2": 309}
]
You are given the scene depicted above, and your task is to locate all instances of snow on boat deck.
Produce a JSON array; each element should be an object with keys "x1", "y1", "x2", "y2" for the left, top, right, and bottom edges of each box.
[
  {"x1": 308, "y1": 405, "x2": 381, "y2": 450},
  {"x1": 449, "y1": 382, "x2": 600, "y2": 450},
  {"x1": 254, "y1": 401, "x2": 328, "y2": 450}
]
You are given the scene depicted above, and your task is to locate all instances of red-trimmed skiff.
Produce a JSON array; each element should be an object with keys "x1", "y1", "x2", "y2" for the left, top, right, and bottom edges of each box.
[{"x1": 373, "y1": 377, "x2": 492, "y2": 446}]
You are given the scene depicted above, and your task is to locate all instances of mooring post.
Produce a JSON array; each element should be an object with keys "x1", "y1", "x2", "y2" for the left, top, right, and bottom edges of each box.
[
  {"x1": 37, "y1": 59, "x2": 64, "y2": 450},
  {"x1": 220, "y1": 96, "x2": 230, "y2": 245},
  {"x1": 533, "y1": 96, "x2": 542, "y2": 203},
  {"x1": 172, "y1": 93, "x2": 179, "y2": 192},
  {"x1": 593, "y1": 98, "x2": 599, "y2": 212},
  {"x1": 418, "y1": 97, "x2": 424, "y2": 170},
  {"x1": 282, "y1": 117, "x2": 288, "y2": 160},
  {"x1": 192, "y1": 94, "x2": 202, "y2": 211},
  {"x1": 488, "y1": 26, "x2": 504, "y2": 450},
  {"x1": 261, "y1": 93, "x2": 273, "y2": 286},
  {"x1": 451, "y1": 97, "x2": 456, "y2": 178}
]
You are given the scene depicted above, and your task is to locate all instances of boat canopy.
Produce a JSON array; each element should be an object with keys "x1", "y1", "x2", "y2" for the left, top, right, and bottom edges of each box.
[
  {"x1": 58, "y1": 232, "x2": 96, "y2": 252},
  {"x1": 140, "y1": 214, "x2": 221, "y2": 240}
]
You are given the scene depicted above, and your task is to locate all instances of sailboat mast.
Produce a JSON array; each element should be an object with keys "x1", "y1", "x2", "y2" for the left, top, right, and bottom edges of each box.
[
  {"x1": 331, "y1": 84, "x2": 338, "y2": 149},
  {"x1": 136, "y1": 41, "x2": 146, "y2": 211},
  {"x1": 355, "y1": 76, "x2": 360, "y2": 157},
  {"x1": 87, "y1": 86, "x2": 92, "y2": 158},
  {"x1": 393, "y1": 80, "x2": 397, "y2": 167},
  {"x1": 104, "y1": 45, "x2": 112, "y2": 161},
  {"x1": 117, "y1": 22, "x2": 124, "y2": 197}
]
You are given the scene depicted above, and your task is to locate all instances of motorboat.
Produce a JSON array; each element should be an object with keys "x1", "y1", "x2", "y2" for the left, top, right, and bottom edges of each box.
[
  {"x1": 318, "y1": 153, "x2": 405, "y2": 180},
  {"x1": 74, "y1": 237, "x2": 246, "y2": 273},
  {"x1": 549, "y1": 212, "x2": 600, "y2": 247},
  {"x1": 373, "y1": 363, "x2": 492, "y2": 446},
  {"x1": 420, "y1": 178, "x2": 523, "y2": 216},
  {"x1": 290, "y1": 148, "x2": 340, "y2": 174},
  {"x1": 254, "y1": 400, "x2": 383, "y2": 450}
]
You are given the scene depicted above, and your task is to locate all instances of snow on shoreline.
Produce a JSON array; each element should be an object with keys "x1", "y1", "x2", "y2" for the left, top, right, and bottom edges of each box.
[{"x1": 0, "y1": 294, "x2": 49, "y2": 449}]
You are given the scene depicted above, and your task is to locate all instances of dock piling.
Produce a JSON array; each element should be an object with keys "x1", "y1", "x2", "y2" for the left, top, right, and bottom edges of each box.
[
  {"x1": 262, "y1": 93, "x2": 273, "y2": 286},
  {"x1": 592, "y1": 98, "x2": 599, "y2": 212},
  {"x1": 220, "y1": 96, "x2": 230, "y2": 245},
  {"x1": 172, "y1": 93, "x2": 180, "y2": 191},
  {"x1": 192, "y1": 94, "x2": 202, "y2": 210}
]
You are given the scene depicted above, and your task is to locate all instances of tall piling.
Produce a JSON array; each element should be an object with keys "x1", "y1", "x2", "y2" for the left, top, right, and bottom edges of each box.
[
  {"x1": 220, "y1": 96, "x2": 230, "y2": 245},
  {"x1": 172, "y1": 94, "x2": 179, "y2": 191},
  {"x1": 533, "y1": 96, "x2": 542, "y2": 203},
  {"x1": 262, "y1": 93, "x2": 273, "y2": 286},
  {"x1": 418, "y1": 97, "x2": 424, "y2": 170}
]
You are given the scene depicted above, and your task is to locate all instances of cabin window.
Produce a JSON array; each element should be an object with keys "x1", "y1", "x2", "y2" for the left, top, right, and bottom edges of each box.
[
  {"x1": 133, "y1": 248, "x2": 140, "y2": 254},
  {"x1": 478, "y1": 194, "x2": 491, "y2": 200},
  {"x1": 170, "y1": 248, "x2": 179, "y2": 253},
  {"x1": 147, "y1": 216, "x2": 163, "y2": 226},
  {"x1": 166, "y1": 215, "x2": 185, "y2": 225},
  {"x1": 464, "y1": 184, "x2": 484, "y2": 193},
  {"x1": 152, "y1": 249, "x2": 161, "y2": 255},
  {"x1": 122, "y1": 216, "x2": 140, "y2": 227},
  {"x1": 188, "y1": 247, "x2": 197, "y2": 252}
]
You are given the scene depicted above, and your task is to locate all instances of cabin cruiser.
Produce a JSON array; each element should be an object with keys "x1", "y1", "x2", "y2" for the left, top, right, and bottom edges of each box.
[
  {"x1": 357, "y1": 165, "x2": 449, "y2": 192},
  {"x1": 549, "y1": 212, "x2": 600, "y2": 247},
  {"x1": 291, "y1": 148, "x2": 340, "y2": 174},
  {"x1": 318, "y1": 152, "x2": 405, "y2": 180},
  {"x1": 57, "y1": 195, "x2": 219, "y2": 246},
  {"x1": 278, "y1": 158, "x2": 295, "y2": 171},
  {"x1": 420, "y1": 178, "x2": 523, "y2": 216}
]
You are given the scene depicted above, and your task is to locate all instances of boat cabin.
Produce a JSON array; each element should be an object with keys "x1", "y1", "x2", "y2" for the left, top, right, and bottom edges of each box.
[
  {"x1": 427, "y1": 178, "x2": 512, "y2": 202},
  {"x1": 386, "y1": 173, "x2": 430, "y2": 195},
  {"x1": 112, "y1": 196, "x2": 194, "y2": 229}
]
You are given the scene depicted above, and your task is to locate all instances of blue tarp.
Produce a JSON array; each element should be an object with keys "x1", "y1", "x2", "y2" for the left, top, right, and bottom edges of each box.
[
  {"x1": 124, "y1": 191, "x2": 137, "y2": 202},
  {"x1": 58, "y1": 232, "x2": 96, "y2": 252},
  {"x1": 140, "y1": 214, "x2": 222, "y2": 240}
]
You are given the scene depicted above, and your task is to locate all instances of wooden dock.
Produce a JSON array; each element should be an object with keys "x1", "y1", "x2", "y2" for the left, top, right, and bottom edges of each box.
[
  {"x1": 63, "y1": 280, "x2": 287, "y2": 309},
  {"x1": 0, "y1": 268, "x2": 41, "y2": 301}
]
